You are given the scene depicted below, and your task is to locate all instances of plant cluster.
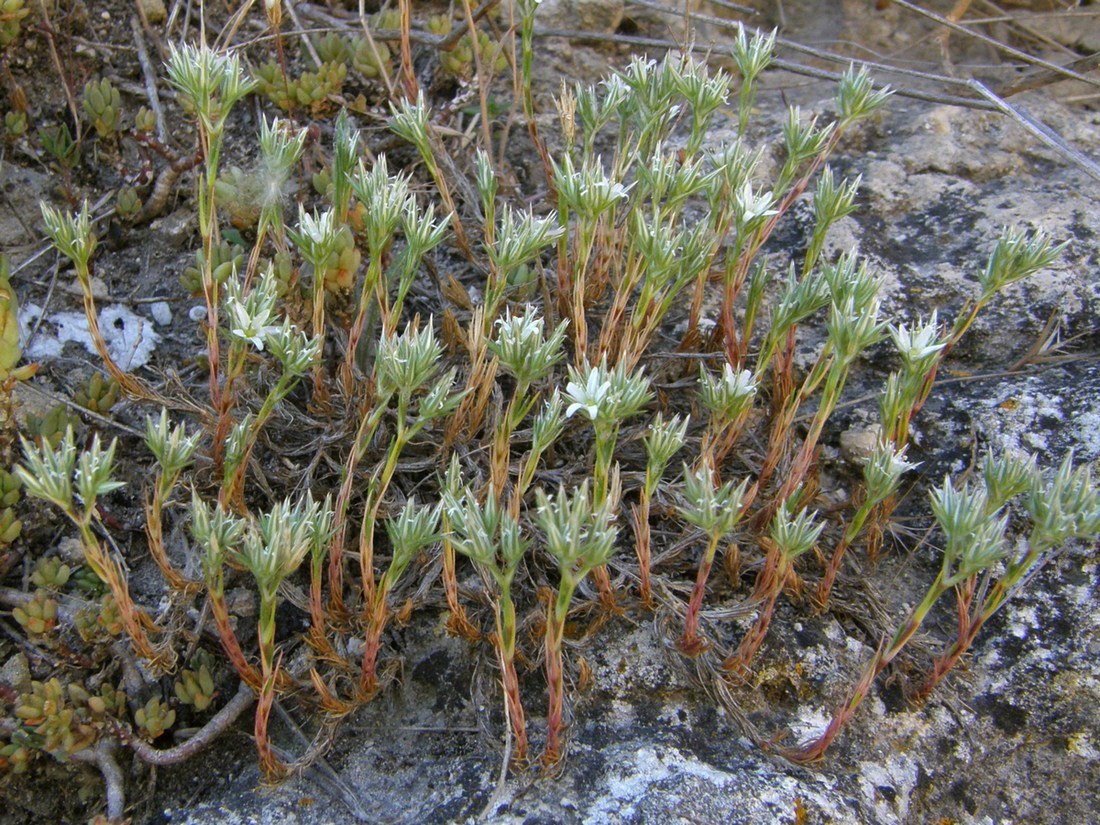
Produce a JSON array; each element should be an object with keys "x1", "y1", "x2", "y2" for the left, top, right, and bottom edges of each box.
[{"x1": 0, "y1": 6, "x2": 1095, "y2": 823}]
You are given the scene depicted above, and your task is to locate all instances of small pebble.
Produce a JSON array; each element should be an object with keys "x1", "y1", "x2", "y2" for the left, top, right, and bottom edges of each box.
[
  {"x1": 138, "y1": 0, "x2": 168, "y2": 25},
  {"x1": 226, "y1": 588, "x2": 257, "y2": 618},
  {"x1": 150, "y1": 301, "x2": 172, "y2": 326},
  {"x1": 0, "y1": 652, "x2": 31, "y2": 694},
  {"x1": 839, "y1": 425, "x2": 882, "y2": 464}
]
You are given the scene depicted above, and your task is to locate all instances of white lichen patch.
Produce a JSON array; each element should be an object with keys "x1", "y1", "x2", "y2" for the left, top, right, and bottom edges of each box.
[
  {"x1": 790, "y1": 703, "x2": 832, "y2": 740},
  {"x1": 977, "y1": 380, "x2": 1070, "y2": 457},
  {"x1": 578, "y1": 744, "x2": 854, "y2": 825},
  {"x1": 20, "y1": 302, "x2": 161, "y2": 370},
  {"x1": 586, "y1": 623, "x2": 682, "y2": 695},
  {"x1": 1074, "y1": 405, "x2": 1100, "y2": 456},
  {"x1": 582, "y1": 746, "x2": 683, "y2": 824},
  {"x1": 1067, "y1": 732, "x2": 1099, "y2": 759},
  {"x1": 1006, "y1": 603, "x2": 1041, "y2": 640}
]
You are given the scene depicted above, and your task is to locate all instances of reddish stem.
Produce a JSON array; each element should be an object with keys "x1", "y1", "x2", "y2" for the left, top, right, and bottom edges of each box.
[
  {"x1": 499, "y1": 647, "x2": 528, "y2": 763},
  {"x1": 630, "y1": 501, "x2": 653, "y2": 609},
  {"x1": 680, "y1": 552, "x2": 715, "y2": 656},
  {"x1": 815, "y1": 533, "x2": 852, "y2": 609},
  {"x1": 208, "y1": 590, "x2": 261, "y2": 691}
]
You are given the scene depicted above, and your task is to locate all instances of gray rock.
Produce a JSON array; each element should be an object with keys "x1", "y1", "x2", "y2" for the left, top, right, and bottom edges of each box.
[{"x1": 536, "y1": 0, "x2": 625, "y2": 34}]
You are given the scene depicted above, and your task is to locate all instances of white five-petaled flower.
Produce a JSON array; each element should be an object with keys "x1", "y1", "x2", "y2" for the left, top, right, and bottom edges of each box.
[
  {"x1": 226, "y1": 298, "x2": 276, "y2": 350},
  {"x1": 719, "y1": 364, "x2": 757, "y2": 400},
  {"x1": 889, "y1": 310, "x2": 945, "y2": 366},
  {"x1": 564, "y1": 364, "x2": 612, "y2": 421},
  {"x1": 734, "y1": 182, "x2": 778, "y2": 225},
  {"x1": 224, "y1": 274, "x2": 278, "y2": 351},
  {"x1": 580, "y1": 178, "x2": 632, "y2": 203},
  {"x1": 495, "y1": 310, "x2": 543, "y2": 345},
  {"x1": 296, "y1": 206, "x2": 336, "y2": 246}
]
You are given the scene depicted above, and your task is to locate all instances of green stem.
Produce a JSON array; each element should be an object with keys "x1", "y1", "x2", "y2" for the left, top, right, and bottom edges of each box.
[
  {"x1": 776, "y1": 362, "x2": 848, "y2": 502},
  {"x1": 592, "y1": 422, "x2": 618, "y2": 505}
]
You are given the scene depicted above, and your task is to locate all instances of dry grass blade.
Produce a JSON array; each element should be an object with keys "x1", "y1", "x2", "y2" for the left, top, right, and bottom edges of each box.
[{"x1": 890, "y1": 0, "x2": 1100, "y2": 89}]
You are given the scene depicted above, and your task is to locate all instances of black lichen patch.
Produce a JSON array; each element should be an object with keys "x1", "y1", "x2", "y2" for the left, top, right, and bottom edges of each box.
[{"x1": 974, "y1": 694, "x2": 1029, "y2": 736}]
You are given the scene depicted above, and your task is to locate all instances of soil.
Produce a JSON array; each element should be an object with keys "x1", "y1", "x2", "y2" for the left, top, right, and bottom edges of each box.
[{"x1": 1, "y1": 1, "x2": 1099, "y2": 824}]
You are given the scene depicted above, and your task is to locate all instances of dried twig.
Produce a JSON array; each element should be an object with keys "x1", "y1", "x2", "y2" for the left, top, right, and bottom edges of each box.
[
  {"x1": 125, "y1": 681, "x2": 254, "y2": 766},
  {"x1": 72, "y1": 739, "x2": 126, "y2": 822},
  {"x1": 130, "y1": 14, "x2": 169, "y2": 145},
  {"x1": 34, "y1": 0, "x2": 82, "y2": 142},
  {"x1": 890, "y1": 0, "x2": 1100, "y2": 90},
  {"x1": 966, "y1": 77, "x2": 1100, "y2": 183},
  {"x1": 996, "y1": 51, "x2": 1100, "y2": 98}
]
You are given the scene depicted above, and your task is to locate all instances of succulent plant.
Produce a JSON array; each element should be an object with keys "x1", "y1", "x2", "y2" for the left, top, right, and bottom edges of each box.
[
  {"x1": 74, "y1": 373, "x2": 121, "y2": 414},
  {"x1": 4, "y1": 109, "x2": 26, "y2": 138},
  {"x1": 95, "y1": 594, "x2": 124, "y2": 637},
  {"x1": 70, "y1": 564, "x2": 106, "y2": 597},
  {"x1": 115, "y1": 186, "x2": 142, "y2": 222},
  {"x1": 214, "y1": 166, "x2": 263, "y2": 230},
  {"x1": 350, "y1": 35, "x2": 391, "y2": 80},
  {"x1": 269, "y1": 249, "x2": 297, "y2": 299},
  {"x1": 31, "y1": 556, "x2": 71, "y2": 589},
  {"x1": 82, "y1": 78, "x2": 122, "y2": 139},
  {"x1": 440, "y1": 30, "x2": 507, "y2": 79},
  {"x1": 174, "y1": 660, "x2": 217, "y2": 711},
  {"x1": 371, "y1": 7, "x2": 400, "y2": 30},
  {"x1": 0, "y1": 0, "x2": 30, "y2": 49},
  {"x1": 134, "y1": 696, "x2": 175, "y2": 740},
  {"x1": 12, "y1": 588, "x2": 58, "y2": 635},
  {"x1": 25, "y1": 405, "x2": 80, "y2": 450},
  {"x1": 257, "y1": 60, "x2": 347, "y2": 115},
  {"x1": 313, "y1": 32, "x2": 350, "y2": 65},
  {"x1": 0, "y1": 253, "x2": 32, "y2": 383},
  {"x1": 296, "y1": 63, "x2": 347, "y2": 114},
  {"x1": 134, "y1": 105, "x2": 157, "y2": 134},
  {"x1": 319, "y1": 224, "x2": 361, "y2": 295},
  {"x1": 0, "y1": 504, "x2": 20, "y2": 545},
  {"x1": 15, "y1": 678, "x2": 97, "y2": 760},
  {"x1": 425, "y1": 13, "x2": 452, "y2": 38},
  {"x1": 0, "y1": 729, "x2": 35, "y2": 773},
  {"x1": 0, "y1": 466, "x2": 21, "y2": 508},
  {"x1": 85, "y1": 682, "x2": 125, "y2": 719},
  {"x1": 181, "y1": 240, "x2": 244, "y2": 296}
]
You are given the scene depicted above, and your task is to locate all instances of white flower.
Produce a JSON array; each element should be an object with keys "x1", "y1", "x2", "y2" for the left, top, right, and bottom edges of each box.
[
  {"x1": 874, "y1": 441, "x2": 919, "y2": 478},
  {"x1": 227, "y1": 300, "x2": 275, "y2": 350},
  {"x1": 580, "y1": 178, "x2": 631, "y2": 204},
  {"x1": 495, "y1": 309, "x2": 543, "y2": 346},
  {"x1": 224, "y1": 270, "x2": 278, "y2": 351},
  {"x1": 700, "y1": 364, "x2": 757, "y2": 420},
  {"x1": 734, "y1": 182, "x2": 778, "y2": 225},
  {"x1": 296, "y1": 206, "x2": 336, "y2": 247},
  {"x1": 889, "y1": 310, "x2": 945, "y2": 367},
  {"x1": 564, "y1": 363, "x2": 612, "y2": 421},
  {"x1": 720, "y1": 364, "x2": 757, "y2": 401}
]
